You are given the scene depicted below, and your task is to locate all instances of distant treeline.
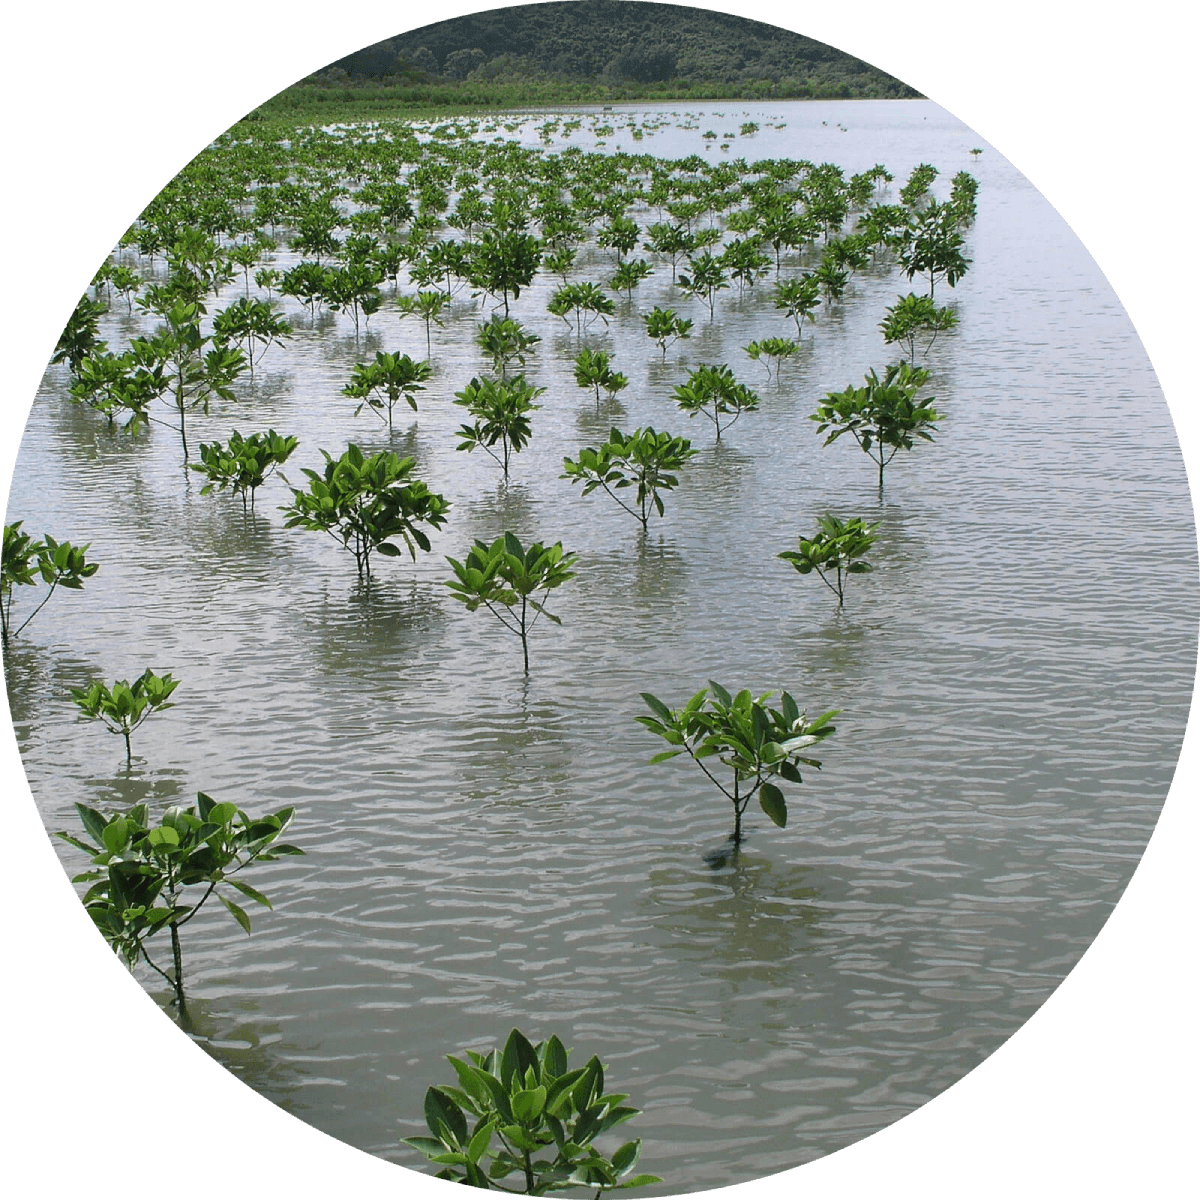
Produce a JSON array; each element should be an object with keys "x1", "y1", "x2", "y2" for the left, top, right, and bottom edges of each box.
[{"x1": 286, "y1": 1, "x2": 917, "y2": 103}]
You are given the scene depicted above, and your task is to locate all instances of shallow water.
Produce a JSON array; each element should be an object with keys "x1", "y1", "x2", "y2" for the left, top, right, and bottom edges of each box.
[{"x1": 6, "y1": 99, "x2": 1195, "y2": 1191}]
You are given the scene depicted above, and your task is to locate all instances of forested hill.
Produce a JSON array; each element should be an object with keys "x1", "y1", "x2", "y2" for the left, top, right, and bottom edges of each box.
[{"x1": 315, "y1": 1, "x2": 918, "y2": 99}]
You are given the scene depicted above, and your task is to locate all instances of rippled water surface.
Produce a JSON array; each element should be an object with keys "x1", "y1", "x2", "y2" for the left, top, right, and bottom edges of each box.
[{"x1": 6, "y1": 100, "x2": 1196, "y2": 1191}]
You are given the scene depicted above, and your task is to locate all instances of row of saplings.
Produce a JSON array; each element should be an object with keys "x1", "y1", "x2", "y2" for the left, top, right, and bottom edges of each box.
[
  {"x1": 14, "y1": 307, "x2": 945, "y2": 1200},
  {"x1": 8, "y1": 340, "x2": 941, "y2": 1194},
  {"x1": 18, "y1": 114, "x2": 981, "y2": 1190}
]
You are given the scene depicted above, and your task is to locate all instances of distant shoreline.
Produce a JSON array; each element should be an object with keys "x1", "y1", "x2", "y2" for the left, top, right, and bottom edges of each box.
[{"x1": 247, "y1": 80, "x2": 924, "y2": 124}]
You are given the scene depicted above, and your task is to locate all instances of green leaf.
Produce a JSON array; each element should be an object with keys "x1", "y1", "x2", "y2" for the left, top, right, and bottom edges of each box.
[
  {"x1": 778, "y1": 761, "x2": 803, "y2": 784},
  {"x1": 226, "y1": 878, "x2": 272, "y2": 908},
  {"x1": 466, "y1": 1122, "x2": 494, "y2": 1164},
  {"x1": 759, "y1": 782, "x2": 788, "y2": 828},
  {"x1": 426, "y1": 1086, "x2": 468, "y2": 1147},
  {"x1": 404, "y1": 1136, "x2": 450, "y2": 1156},
  {"x1": 544, "y1": 1033, "x2": 569, "y2": 1079},
  {"x1": 76, "y1": 803, "x2": 109, "y2": 845},
  {"x1": 511, "y1": 1085, "x2": 547, "y2": 1123},
  {"x1": 217, "y1": 891, "x2": 253, "y2": 934},
  {"x1": 611, "y1": 1140, "x2": 641, "y2": 1173},
  {"x1": 648, "y1": 749, "x2": 683, "y2": 764},
  {"x1": 639, "y1": 692, "x2": 674, "y2": 725}
]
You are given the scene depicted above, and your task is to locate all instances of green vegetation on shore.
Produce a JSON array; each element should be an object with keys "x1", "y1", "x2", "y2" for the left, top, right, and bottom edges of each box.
[{"x1": 245, "y1": 1, "x2": 917, "y2": 123}]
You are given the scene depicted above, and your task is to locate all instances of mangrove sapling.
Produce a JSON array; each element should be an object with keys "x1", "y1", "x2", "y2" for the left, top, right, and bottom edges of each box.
[
  {"x1": 1, "y1": 523, "x2": 98, "y2": 645},
  {"x1": 404, "y1": 1028, "x2": 661, "y2": 1194},
  {"x1": 774, "y1": 276, "x2": 820, "y2": 340},
  {"x1": 321, "y1": 262, "x2": 385, "y2": 336},
  {"x1": 543, "y1": 246, "x2": 576, "y2": 284},
  {"x1": 673, "y1": 364, "x2": 760, "y2": 441},
  {"x1": 598, "y1": 213, "x2": 640, "y2": 262},
  {"x1": 637, "y1": 683, "x2": 837, "y2": 846},
  {"x1": 71, "y1": 668, "x2": 180, "y2": 761},
  {"x1": 128, "y1": 299, "x2": 246, "y2": 463},
  {"x1": 824, "y1": 235, "x2": 871, "y2": 278},
  {"x1": 899, "y1": 162, "x2": 940, "y2": 209},
  {"x1": 469, "y1": 228, "x2": 542, "y2": 316},
  {"x1": 52, "y1": 295, "x2": 108, "y2": 374},
  {"x1": 949, "y1": 171, "x2": 979, "y2": 226},
  {"x1": 643, "y1": 307, "x2": 693, "y2": 360},
  {"x1": 444, "y1": 533, "x2": 577, "y2": 674},
  {"x1": 720, "y1": 238, "x2": 771, "y2": 297},
  {"x1": 778, "y1": 515, "x2": 878, "y2": 608},
  {"x1": 477, "y1": 316, "x2": 541, "y2": 379},
  {"x1": 110, "y1": 264, "x2": 141, "y2": 314},
  {"x1": 281, "y1": 444, "x2": 450, "y2": 582},
  {"x1": 880, "y1": 293, "x2": 958, "y2": 362},
  {"x1": 228, "y1": 242, "x2": 260, "y2": 293},
  {"x1": 69, "y1": 350, "x2": 164, "y2": 433},
  {"x1": 562, "y1": 427, "x2": 697, "y2": 532},
  {"x1": 454, "y1": 376, "x2": 544, "y2": 478},
  {"x1": 547, "y1": 282, "x2": 615, "y2": 337},
  {"x1": 642, "y1": 221, "x2": 693, "y2": 282},
  {"x1": 396, "y1": 290, "x2": 450, "y2": 355},
  {"x1": 676, "y1": 252, "x2": 729, "y2": 318},
  {"x1": 191, "y1": 429, "x2": 299, "y2": 510},
  {"x1": 610, "y1": 258, "x2": 653, "y2": 299},
  {"x1": 572, "y1": 348, "x2": 629, "y2": 411},
  {"x1": 743, "y1": 338, "x2": 798, "y2": 382},
  {"x1": 213, "y1": 296, "x2": 291, "y2": 378},
  {"x1": 814, "y1": 260, "x2": 849, "y2": 307},
  {"x1": 898, "y1": 201, "x2": 971, "y2": 298},
  {"x1": 811, "y1": 361, "x2": 945, "y2": 490},
  {"x1": 343, "y1": 352, "x2": 433, "y2": 432},
  {"x1": 424, "y1": 239, "x2": 473, "y2": 299},
  {"x1": 56, "y1": 794, "x2": 302, "y2": 1016},
  {"x1": 280, "y1": 261, "x2": 328, "y2": 317}
]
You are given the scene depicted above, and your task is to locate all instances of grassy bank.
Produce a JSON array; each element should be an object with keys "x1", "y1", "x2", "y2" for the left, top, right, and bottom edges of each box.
[{"x1": 246, "y1": 76, "x2": 913, "y2": 124}]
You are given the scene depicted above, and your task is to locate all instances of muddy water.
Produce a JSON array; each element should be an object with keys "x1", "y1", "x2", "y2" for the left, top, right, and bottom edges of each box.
[{"x1": 5, "y1": 100, "x2": 1195, "y2": 1191}]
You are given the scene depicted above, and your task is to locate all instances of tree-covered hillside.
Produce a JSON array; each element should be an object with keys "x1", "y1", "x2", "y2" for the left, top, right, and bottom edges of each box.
[{"x1": 314, "y1": 1, "x2": 917, "y2": 99}]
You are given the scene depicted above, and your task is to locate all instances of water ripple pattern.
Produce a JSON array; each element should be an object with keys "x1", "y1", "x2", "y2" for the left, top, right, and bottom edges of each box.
[{"x1": 5, "y1": 100, "x2": 1195, "y2": 1193}]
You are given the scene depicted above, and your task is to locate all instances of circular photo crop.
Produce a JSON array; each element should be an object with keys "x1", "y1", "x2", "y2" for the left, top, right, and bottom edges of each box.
[{"x1": 4, "y1": 4, "x2": 1196, "y2": 1198}]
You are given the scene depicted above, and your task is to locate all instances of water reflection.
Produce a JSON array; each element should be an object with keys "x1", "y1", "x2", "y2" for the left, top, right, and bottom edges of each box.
[
  {"x1": 301, "y1": 579, "x2": 448, "y2": 678},
  {"x1": 647, "y1": 849, "x2": 828, "y2": 990},
  {"x1": 83, "y1": 760, "x2": 190, "y2": 812},
  {"x1": 462, "y1": 480, "x2": 538, "y2": 543},
  {"x1": 160, "y1": 991, "x2": 310, "y2": 1115},
  {"x1": 458, "y1": 696, "x2": 574, "y2": 811}
]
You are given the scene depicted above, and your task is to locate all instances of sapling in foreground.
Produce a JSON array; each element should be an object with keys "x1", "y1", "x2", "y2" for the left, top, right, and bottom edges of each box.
[
  {"x1": 810, "y1": 361, "x2": 944, "y2": 490},
  {"x1": 1, "y1": 523, "x2": 98, "y2": 645},
  {"x1": 454, "y1": 376, "x2": 544, "y2": 479},
  {"x1": 572, "y1": 348, "x2": 629, "y2": 411},
  {"x1": 191, "y1": 429, "x2": 299, "y2": 510},
  {"x1": 404, "y1": 1027, "x2": 660, "y2": 1194},
  {"x1": 445, "y1": 533, "x2": 577, "y2": 673},
  {"x1": 477, "y1": 315, "x2": 541, "y2": 379},
  {"x1": 57, "y1": 794, "x2": 302, "y2": 1016},
  {"x1": 643, "y1": 307, "x2": 693, "y2": 359},
  {"x1": 281, "y1": 444, "x2": 450, "y2": 581},
  {"x1": 562, "y1": 427, "x2": 696, "y2": 531},
  {"x1": 638, "y1": 683, "x2": 836, "y2": 845},
  {"x1": 880, "y1": 293, "x2": 957, "y2": 362},
  {"x1": 71, "y1": 668, "x2": 180, "y2": 761},
  {"x1": 778, "y1": 515, "x2": 877, "y2": 608},
  {"x1": 673, "y1": 364, "x2": 759, "y2": 441},
  {"x1": 343, "y1": 352, "x2": 432, "y2": 431}
]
